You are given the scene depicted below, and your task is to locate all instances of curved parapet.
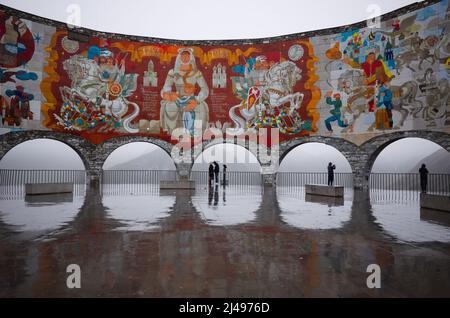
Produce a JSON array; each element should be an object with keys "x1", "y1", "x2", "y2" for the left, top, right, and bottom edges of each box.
[{"x1": 0, "y1": 0, "x2": 448, "y2": 148}]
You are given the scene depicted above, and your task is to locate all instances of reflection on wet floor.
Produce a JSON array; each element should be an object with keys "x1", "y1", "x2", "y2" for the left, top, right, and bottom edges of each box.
[
  {"x1": 0, "y1": 184, "x2": 449, "y2": 297},
  {"x1": 277, "y1": 186, "x2": 353, "y2": 230},
  {"x1": 102, "y1": 184, "x2": 175, "y2": 232},
  {"x1": 370, "y1": 190, "x2": 450, "y2": 243},
  {"x1": 192, "y1": 185, "x2": 262, "y2": 226},
  {"x1": 0, "y1": 186, "x2": 85, "y2": 238}
]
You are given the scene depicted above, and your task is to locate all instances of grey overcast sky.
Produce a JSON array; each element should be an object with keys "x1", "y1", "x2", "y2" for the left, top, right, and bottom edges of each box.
[{"x1": 0, "y1": 0, "x2": 419, "y2": 40}]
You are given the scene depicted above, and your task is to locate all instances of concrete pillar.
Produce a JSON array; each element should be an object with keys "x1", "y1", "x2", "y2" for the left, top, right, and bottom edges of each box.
[
  {"x1": 347, "y1": 150, "x2": 371, "y2": 191},
  {"x1": 261, "y1": 164, "x2": 277, "y2": 187},
  {"x1": 352, "y1": 169, "x2": 370, "y2": 190},
  {"x1": 86, "y1": 169, "x2": 102, "y2": 191},
  {"x1": 175, "y1": 163, "x2": 192, "y2": 181},
  {"x1": 261, "y1": 173, "x2": 277, "y2": 187}
]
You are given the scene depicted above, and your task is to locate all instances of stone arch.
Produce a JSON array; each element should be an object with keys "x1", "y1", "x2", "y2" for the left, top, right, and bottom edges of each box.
[
  {"x1": 0, "y1": 130, "x2": 92, "y2": 171},
  {"x1": 98, "y1": 136, "x2": 175, "y2": 172},
  {"x1": 191, "y1": 138, "x2": 265, "y2": 173},
  {"x1": 280, "y1": 135, "x2": 359, "y2": 170},
  {"x1": 358, "y1": 130, "x2": 450, "y2": 189}
]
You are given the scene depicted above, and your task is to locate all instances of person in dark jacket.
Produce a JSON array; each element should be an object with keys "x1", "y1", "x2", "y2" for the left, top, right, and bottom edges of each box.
[
  {"x1": 208, "y1": 163, "x2": 214, "y2": 187},
  {"x1": 419, "y1": 163, "x2": 429, "y2": 193},
  {"x1": 213, "y1": 162, "x2": 220, "y2": 184},
  {"x1": 327, "y1": 162, "x2": 336, "y2": 186},
  {"x1": 222, "y1": 164, "x2": 228, "y2": 187}
]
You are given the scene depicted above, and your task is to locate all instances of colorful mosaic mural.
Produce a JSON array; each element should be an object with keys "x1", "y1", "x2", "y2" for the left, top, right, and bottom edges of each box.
[{"x1": 0, "y1": 0, "x2": 449, "y2": 145}]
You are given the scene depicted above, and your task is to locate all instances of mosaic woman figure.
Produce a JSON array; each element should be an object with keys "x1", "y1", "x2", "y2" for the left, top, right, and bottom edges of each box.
[{"x1": 160, "y1": 48, "x2": 209, "y2": 135}]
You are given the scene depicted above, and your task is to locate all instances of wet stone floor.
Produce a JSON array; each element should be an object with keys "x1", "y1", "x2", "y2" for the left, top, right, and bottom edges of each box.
[{"x1": 0, "y1": 184, "x2": 449, "y2": 297}]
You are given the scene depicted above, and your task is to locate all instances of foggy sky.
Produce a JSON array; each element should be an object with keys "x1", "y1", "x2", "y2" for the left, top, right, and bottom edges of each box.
[{"x1": 0, "y1": 0, "x2": 418, "y2": 40}]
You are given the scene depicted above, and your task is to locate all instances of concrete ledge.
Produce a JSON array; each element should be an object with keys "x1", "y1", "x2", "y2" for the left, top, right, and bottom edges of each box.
[
  {"x1": 25, "y1": 193, "x2": 73, "y2": 204},
  {"x1": 305, "y1": 184, "x2": 344, "y2": 197},
  {"x1": 160, "y1": 180, "x2": 195, "y2": 190},
  {"x1": 25, "y1": 183, "x2": 73, "y2": 195},
  {"x1": 305, "y1": 193, "x2": 344, "y2": 206},
  {"x1": 420, "y1": 208, "x2": 450, "y2": 225},
  {"x1": 420, "y1": 193, "x2": 450, "y2": 212}
]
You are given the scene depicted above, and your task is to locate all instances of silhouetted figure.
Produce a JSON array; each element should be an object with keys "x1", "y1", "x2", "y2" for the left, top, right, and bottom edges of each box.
[
  {"x1": 327, "y1": 162, "x2": 336, "y2": 186},
  {"x1": 223, "y1": 186, "x2": 226, "y2": 203},
  {"x1": 419, "y1": 163, "x2": 429, "y2": 193},
  {"x1": 214, "y1": 184, "x2": 219, "y2": 206},
  {"x1": 208, "y1": 185, "x2": 214, "y2": 205},
  {"x1": 222, "y1": 164, "x2": 228, "y2": 187},
  {"x1": 208, "y1": 163, "x2": 214, "y2": 187},
  {"x1": 213, "y1": 161, "x2": 220, "y2": 185}
]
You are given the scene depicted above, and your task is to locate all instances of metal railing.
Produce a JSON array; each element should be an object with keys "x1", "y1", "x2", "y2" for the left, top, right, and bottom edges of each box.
[
  {"x1": 1, "y1": 170, "x2": 447, "y2": 199},
  {"x1": 369, "y1": 189, "x2": 421, "y2": 203},
  {"x1": 369, "y1": 173, "x2": 450, "y2": 195},
  {"x1": 190, "y1": 171, "x2": 262, "y2": 186},
  {"x1": 102, "y1": 170, "x2": 178, "y2": 185},
  {"x1": 0, "y1": 169, "x2": 86, "y2": 198},
  {"x1": 277, "y1": 172, "x2": 354, "y2": 188}
]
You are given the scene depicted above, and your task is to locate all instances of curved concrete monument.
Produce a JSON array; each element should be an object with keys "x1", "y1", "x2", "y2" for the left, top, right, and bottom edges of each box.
[{"x1": 0, "y1": 0, "x2": 449, "y2": 188}]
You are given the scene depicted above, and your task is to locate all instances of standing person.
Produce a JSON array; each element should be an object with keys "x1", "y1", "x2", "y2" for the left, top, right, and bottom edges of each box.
[
  {"x1": 213, "y1": 161, "x2": 220, "y2": 185},
  {"x1": 222, "y1": 164, "x2": 228, "y2": 187},
  {"x1": 208, "y1": 163, "x2": 214, "y2": 187},
  {"x1": 328, "y1": 162, "x2": 336, "y2": 186},
  {"x1": 419, "y1": 163, "x2": 429, "y2": 193}
]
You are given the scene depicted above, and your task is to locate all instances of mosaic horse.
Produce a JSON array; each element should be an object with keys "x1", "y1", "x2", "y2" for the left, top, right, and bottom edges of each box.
[
  {"x1": 229, "y1": 61, "x2": 304, "y2": 134},
  {"x1": 336, "y1": 69, "x2": 423, "y2": 131},
  {"x1": 58, "y1": 55, "x2": 140, "y2": 133}
]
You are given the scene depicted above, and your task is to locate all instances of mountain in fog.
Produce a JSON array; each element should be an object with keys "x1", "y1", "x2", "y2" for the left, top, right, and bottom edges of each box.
[
  {"x1": 108, "y1": 151, "x2": 261, "y2": 172},
  {"x1": 371, "y1": 137, "x2": 450, "y2": 173},
  {"x1": 108, "y1": 149, "x2": 175, "y2": 170},
  {"x1": 410, "y1": 148, "x2": 450, "y2": 173},
  {"x1": 192, "y1": 162, "x2": 261, "y2": 172},
  {"x1": 372, "y1": 147, "x2": 450, "y2": 173},
  {"x1": 372, "y1": 148, "x2": 450, "y2": 192},
  {"x1": 278, "y1": 143, "x2": 352, "y2": 173}
]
